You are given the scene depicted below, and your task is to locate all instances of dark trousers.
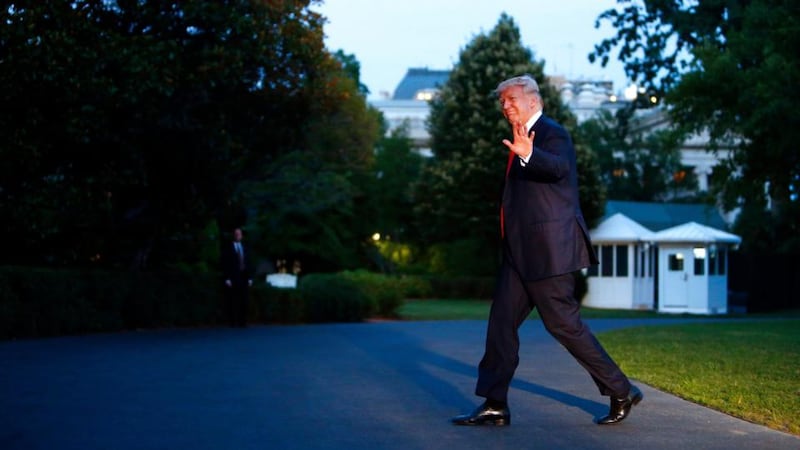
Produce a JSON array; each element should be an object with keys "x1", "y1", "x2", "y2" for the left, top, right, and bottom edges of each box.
[
  {"x1": 475, "y1": 259, "x2": 631, "y2": 403},
  {"x1": 226, "y1": 277, "x2": 249, "y2": 327}
]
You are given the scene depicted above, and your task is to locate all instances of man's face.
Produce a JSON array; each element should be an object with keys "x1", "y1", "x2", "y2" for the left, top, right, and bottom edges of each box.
[
  {"x1": 233, "y1": 229, "x2": 243, "y2": 242},
  {"x1": 498, "y1": 85, "x2": 537, "y2": 125}
]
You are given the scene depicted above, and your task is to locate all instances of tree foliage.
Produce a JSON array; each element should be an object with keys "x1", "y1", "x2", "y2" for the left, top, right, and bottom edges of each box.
[
  {"x1": 576, "y1": 108, "x2": 697, "y2": 203},
  {"x1": 233, "y1": 34, "x2": 383, "y2": 275},
  {"x1": 0, "y1": 0, "x2": 381, "y2": 270},
  {"x1": 590, "y1": 0, "x2": 800, "y2": 252},
  {"x1": 573, "y1": 132, "x2": 607, "y2": 229},
  {"x1": 370, "y1": 122, "x2": 425, "y2": 240},
  {"x1": 238, "y1": 63, "x2": 383, "y2": 273},
  {"x1": 415, "y1": 13, "x2": 606, "y2": 274}
]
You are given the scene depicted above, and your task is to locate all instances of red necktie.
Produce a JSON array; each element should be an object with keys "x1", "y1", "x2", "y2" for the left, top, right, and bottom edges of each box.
[{"x1": 500, "y1": 150, "x2": 515, "y2": 238}]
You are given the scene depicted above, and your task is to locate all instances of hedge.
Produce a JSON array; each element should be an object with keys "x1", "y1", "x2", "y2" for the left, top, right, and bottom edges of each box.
[
  {"x1": 0, "y1": 266, "x2": 221, "y2": 339},
  {"x1": 0, "y1": 267, "x2": 420, "y2": 338},
  {"x1": 0, "y1": 266, "x2": 529, "y2": 339}
]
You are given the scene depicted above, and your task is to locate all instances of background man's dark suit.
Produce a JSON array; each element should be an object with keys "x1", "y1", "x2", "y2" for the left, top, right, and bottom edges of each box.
[{"x1": 221, "y1": 228, "x2": 253, "y2": 327}]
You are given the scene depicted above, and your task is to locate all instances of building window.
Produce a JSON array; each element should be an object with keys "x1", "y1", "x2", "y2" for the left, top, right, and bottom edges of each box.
[
  {"x1": 616, "y1": 245, "x2": 628, "y2": 277},
  {"x1": 668, "y1": 253, "x2": 684, "y2": 271},
  {"x1": 650, "y1": 246, "x2": 657, "y2": 277},
  {"x1": 601, "y1": 245, "x2": 614, "y2": 276},
  {"x1": 589, "y1": 244, "x2": 636, "y2": 278},
  {"x1": 638, "y1": 245, "x2": 651, "y2": 277},
  {"x1": 709, "y1": 247, "x2": 718, "y2": 275},
  {"x1": 414, "y1": 88, "x2": 439, "y2": 101},
  {"x1": 641, "y1": 248, "x2": 646, "y2": 277},
  {"x1": 693, "y1": 247, "x2": 706, "y2": 275}
]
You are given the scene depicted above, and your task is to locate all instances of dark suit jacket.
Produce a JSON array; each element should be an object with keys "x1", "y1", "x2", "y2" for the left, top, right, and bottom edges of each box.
[
  {"x1": 501, "y1": 114, "x2": 599, "y2": 281},
  {"x1": 221, "y1": 241, "x2": 253, "y2": 286}
]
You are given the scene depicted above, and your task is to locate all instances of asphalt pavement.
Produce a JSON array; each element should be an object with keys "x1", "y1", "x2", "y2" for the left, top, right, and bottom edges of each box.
[{"x1": 2, "y1": 319, "x2": 798, "y2": 450}]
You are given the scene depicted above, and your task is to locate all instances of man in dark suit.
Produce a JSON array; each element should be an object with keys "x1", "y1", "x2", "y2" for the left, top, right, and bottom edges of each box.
[
  {"x1": 221, "y1": 227, "x2": 253, "y2": 327},
  {"x1": 452, "y1": 75, "x2": 642, "y2": 427}
]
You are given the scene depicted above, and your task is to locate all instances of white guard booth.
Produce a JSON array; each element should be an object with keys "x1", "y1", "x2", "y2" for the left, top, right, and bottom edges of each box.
[
  {"x1": 652, "y1": 222, "x2": 741, "y2": 314},
  {"x1": 584, "y1": 213, "x2": 657, "y2": 310}
]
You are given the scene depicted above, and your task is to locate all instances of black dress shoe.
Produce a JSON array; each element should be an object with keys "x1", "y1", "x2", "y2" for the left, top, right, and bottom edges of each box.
[
  {"x1": 595, "y1": 385, "x2": 643, "y2": 425},
  {"x1": 451, "y1": 401, "x2": 510, "y2": 426}
]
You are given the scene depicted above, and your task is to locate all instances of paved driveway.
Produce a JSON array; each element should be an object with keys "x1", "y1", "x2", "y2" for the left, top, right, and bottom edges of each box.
[{"x1": 2, "y1": 319, "x2": 798, "y2": 449}]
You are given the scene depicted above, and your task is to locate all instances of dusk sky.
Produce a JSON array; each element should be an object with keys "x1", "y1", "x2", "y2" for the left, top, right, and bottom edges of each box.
[{"x1": 312, "y1": 0, "x2": 632, "y2": 99}]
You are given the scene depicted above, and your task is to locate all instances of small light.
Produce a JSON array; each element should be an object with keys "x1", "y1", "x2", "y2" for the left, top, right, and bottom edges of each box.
[
  {"x1": 624, "y1": 84, "x2": 638, "y2": 101},
  {"x1": 372, "y1": 233, "x2": 381, "y2": 241}
]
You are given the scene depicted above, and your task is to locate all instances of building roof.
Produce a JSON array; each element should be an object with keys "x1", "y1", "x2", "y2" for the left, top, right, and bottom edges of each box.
[
  {"x1": 652, "y1": 221, "x2": 742, "y2": 244},
  {"x1": 590, "y1": 213, "x2": 656, "y2": 242},
  {"x1": 393, "y1": 68, "x2": 450, "y2": 100},
  {"x1": 604, "y1": 200, "x2": 729, "y2": 232}
]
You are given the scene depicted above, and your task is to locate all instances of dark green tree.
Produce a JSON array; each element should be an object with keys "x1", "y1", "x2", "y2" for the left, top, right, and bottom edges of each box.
[
  {"x1": 239, "y1": 49, "x2": 383, "y2": 274},
  {"x1": 590, "y1": 0, "x2": 800, "y2": 252},
  {"x1": 363, "y1": 121, "x2": 427, "y2": 272},
  {"x1": 576, "y1": 108, "x2": 696, "y2": 203},
  {"x1": 0, "y1": 0, "x2": 343, "y2": 268},
  {"x1": 333, "y1": 49, "x2": 370, "y2": 96},
  {"x1": 370, "y1": 121, "x2": 425, "y2": 241},
  {"x1": 415, "y1": 13, "x2": 606, "y2": 274},
  {"x1": 573, "y1": 134, "x2": 607, "y2": 229}
]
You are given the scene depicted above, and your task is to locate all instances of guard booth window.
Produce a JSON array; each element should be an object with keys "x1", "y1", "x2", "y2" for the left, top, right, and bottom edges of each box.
[
  {"x1": 588, "y1": 244, "x2": 629, "y2": 278},
  {"x1": 616, "y1": 245, "x2": 628, "y2": 277},
  {"x1": 668, "y1": 253, "x2": 684, "y2": 271},
  {"x1": 708, "y1": 247, "x2": 727, "y2": 275},
  {"x1": 693, "y1": 247, "x2": 706, "y2": 275},
  {"x1": 601, "y1": 245, "x2": 613, "y2": 276},
  {"x1": 709, "y1": 247, "x2": 718, "y2": 275}
]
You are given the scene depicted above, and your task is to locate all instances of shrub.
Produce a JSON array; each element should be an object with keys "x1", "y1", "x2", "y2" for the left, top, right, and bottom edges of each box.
[
  {"x1": 339, "y1": 270, "x2": 406, "y2": 318},
  {"x1": 0, "y1": 266, "x2": 222, "y2": 339},
  {"x1": 428, "y1": 276, "x2": 495, "y2": 299},
  {"x1": 254, "y1": 271, "x2": 422, "y2": 322},
  {"x1": 299, "y1": 273, "x2": 371, "y2": 323},
  {"x1": 0, "y1": 271, "x2": 22, "y2": 339},
  {"x1": 393, "y1": 275, "x2": 433, "y2": 299},
  {"x1": 425, "y1": 239, "x2": 499, "y2": 276},
  {"x1": 12, "y1": 267, "x2": 89, "y2": 336},
  {"x1": 250, "y1": 284, "x2": 306, "y2": 324}
]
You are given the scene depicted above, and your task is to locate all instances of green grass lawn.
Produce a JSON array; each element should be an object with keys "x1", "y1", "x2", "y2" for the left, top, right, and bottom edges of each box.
[
  {"x1": 397, "y1": 298, "x2": 725, "y2": 321},
  {"x1": 397, "y1": 299, "x2": 493, "y2": 320},
  {"x1": 598, "y1": 320, "x2": 800, "y2": 436},
  {"x1": 396, "y1": 299, "x2": 800, "y2": 436}
]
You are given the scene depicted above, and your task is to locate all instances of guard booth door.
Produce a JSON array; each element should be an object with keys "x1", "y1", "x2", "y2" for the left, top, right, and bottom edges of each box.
[{"x1": 661, "y1": 248, "x2": 691, "y2": 309}]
